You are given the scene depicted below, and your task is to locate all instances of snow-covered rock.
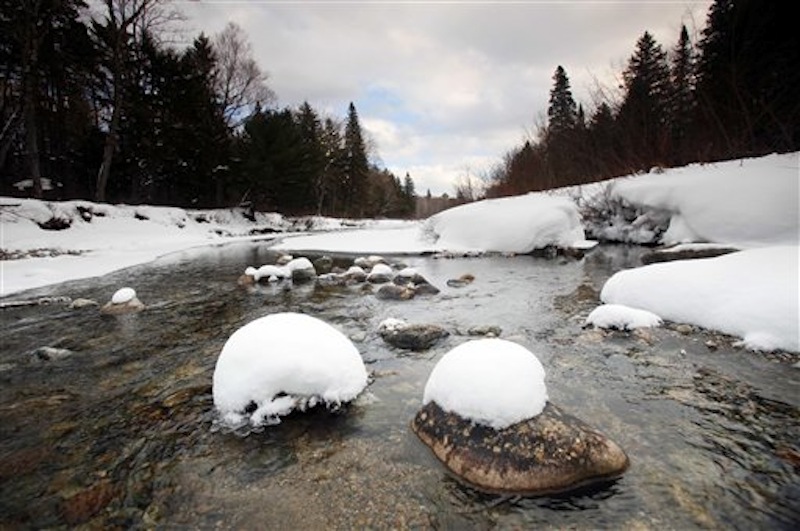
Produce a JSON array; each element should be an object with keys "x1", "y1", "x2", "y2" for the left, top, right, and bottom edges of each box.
[
  {"x1": 422, "y1": 338, "x2": 548, "y2": 429},
  {"x1": 586, "y1": 304, "x2": 663, "y2": 330},
  {"x1": 212, "y1": 312, "x2": 368, "y2": 429},
  {"x1": 101, "y1": 287, "x2": 144, "y2": 314},
  {"x1": 412, "y1": 338, "x2": 629, "y2": 495},
  {"x1": 601, "y1": 246, "x2": 799, "y2": 352},
  {"x1": 366, "y1": 263, "x2": 394, "y2": 283}
]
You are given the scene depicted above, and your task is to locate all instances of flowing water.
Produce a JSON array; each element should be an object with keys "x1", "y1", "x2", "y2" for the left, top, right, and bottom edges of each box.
[{"x1": 0, "y1": 242, "x2": 798, "y2": 529}]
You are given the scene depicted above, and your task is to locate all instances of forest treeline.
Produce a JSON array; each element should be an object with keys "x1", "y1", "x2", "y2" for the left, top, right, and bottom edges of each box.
[
  {"x1": 483, "y1": 0, "x2": 799, "y2": 198},
  {"x1": 0, "y1": 0, "x2": 415, "y2": 217},
  {"x1": 2, "y1": 0, "x2": 797, "y2": 215}
]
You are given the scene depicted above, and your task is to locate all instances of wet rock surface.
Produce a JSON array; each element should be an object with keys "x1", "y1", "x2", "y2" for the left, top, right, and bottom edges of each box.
[
  {"x1": 412, "y1": 401, "x2": 630, "y2": 495},
  {"x1": 379, "y1": 323, "x2": 450, "y2": 351}
]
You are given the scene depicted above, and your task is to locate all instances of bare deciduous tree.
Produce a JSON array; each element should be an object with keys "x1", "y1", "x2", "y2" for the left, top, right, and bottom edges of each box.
[
  {"x1": 213, "y1": 22, "x2": 275, "y2": 129},
  {"x1": 91, "y1": 0, "x2": 179, "y2": 203}
]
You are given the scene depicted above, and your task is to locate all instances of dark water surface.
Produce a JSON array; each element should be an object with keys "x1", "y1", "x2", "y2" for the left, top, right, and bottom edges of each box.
[{"x1": 1, "y1": 243, "x2": 798, "y2": 529}]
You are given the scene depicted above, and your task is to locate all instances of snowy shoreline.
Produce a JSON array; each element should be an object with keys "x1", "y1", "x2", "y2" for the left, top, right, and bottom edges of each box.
[{"x1": 1, "y1": 152, "x2": 797, "y2": 352}]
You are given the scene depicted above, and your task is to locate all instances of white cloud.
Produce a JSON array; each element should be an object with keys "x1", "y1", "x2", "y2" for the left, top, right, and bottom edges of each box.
[{"x1": 180, "y1": 1, "x2": 712, "y2": 196}]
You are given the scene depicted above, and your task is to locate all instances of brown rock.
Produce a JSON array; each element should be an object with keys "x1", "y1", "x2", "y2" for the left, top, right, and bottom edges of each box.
[
  {"x1": 411, "y1": 401, "x2": 629, "y2": 495},
  {"x1": 61, "y1": 480, "x2": 116, "y2": 524}
]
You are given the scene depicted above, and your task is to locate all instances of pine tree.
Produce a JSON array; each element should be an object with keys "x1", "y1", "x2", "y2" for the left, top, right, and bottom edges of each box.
[
  {"x1": 343, "y1": 102, "x2": 369, "y2": 217},
  {"x1": 696, "y1": 0, "x2": 800, "y2": 157},
  {"x1": 616, "y1": 31, "x2": 672, "y2": 169},
  {"x1": 668, "y1": 25, "x2": 697, "y2": 165},
  {"x1": 547, "y1": 65, "x2": 577, "y2": 136},
  {"x1": 545, "y1": 65, "x2": 579, "y2": 185}
]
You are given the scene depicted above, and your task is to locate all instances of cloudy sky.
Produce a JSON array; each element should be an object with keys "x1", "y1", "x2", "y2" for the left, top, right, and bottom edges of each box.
[{"x1": 179, "y1": 0, "x2": 711, "y2": 195}]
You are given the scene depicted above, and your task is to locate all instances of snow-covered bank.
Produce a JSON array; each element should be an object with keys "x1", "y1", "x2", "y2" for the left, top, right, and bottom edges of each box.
[
  {"x1": 1, "y1": 152, "x2": 797, "y2": 301},
  {"x1": 0, "y1": 197, "x2": 409, "y2": 296},
  {"x1": 601, "y1": 246, "x2": 799, "y2": 352},
  {"x1": 582, "y1": 152, "x2": 799, "y2": 247}
]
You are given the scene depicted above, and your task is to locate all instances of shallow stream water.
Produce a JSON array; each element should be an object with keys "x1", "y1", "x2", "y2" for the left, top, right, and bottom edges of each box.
[{"x1": 0, "y1": 242, "x2": 798, "y2": 529}]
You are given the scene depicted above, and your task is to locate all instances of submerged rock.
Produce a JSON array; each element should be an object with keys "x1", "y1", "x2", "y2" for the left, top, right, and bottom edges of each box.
[
  {"x1": 411, "y1": 401, "x2": 629, "y2": 496},
  {"x1": 446, "y1": 273, "x2": 475, "y2": 288}
]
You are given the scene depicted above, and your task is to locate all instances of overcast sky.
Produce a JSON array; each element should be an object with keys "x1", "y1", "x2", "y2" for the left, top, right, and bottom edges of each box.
[{"x1": 179, "y1": 0, "x2": 712, "y2": 196}]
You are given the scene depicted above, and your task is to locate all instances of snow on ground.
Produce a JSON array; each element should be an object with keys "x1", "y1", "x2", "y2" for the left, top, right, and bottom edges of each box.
[
  {"x1": 582, "y1": 152, "x2": 799, "y2": 247},
  {"x1": 0, "y1": 154, "x2": 793, "y2": 363},
  {"x1": 423, "y1": 338, "x2": 548, "y2": 430},
  {"x1": 271, "y1": 193, "x2": 588, "y2": 255},
  {"x1": 0, "y1": 197, "x2": 401, "y2": 296},
  {"x1": 585, "y1": 304, "x2": 663, "y2": 330},
  {"x1": 600, "y1": 246, "x2": 799, "y2": 352},
  {"x1": 212, "y1": 312, "x2": 368, "y2": 429}
]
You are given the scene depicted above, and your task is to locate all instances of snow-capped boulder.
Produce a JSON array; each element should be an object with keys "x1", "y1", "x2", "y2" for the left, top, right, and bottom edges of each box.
[
  {"x1": 285, "y1": 257, "x2": 317, "y2": 282},
  {"x1": 101, "y1": 287, "x2": 144, "y2": 314},
  {"x1": 411, "y1": 338, "x2": 629, "y2": 495},
  {"x1": 212, "y1": 312, "x2": 368, "y2": 429},
  {"x1": 343, "y1": 265, "x2": 367, "y2": 283},
  {"x1": 378, "y1": 318, "x2": 448, "y2": 350},
  {"x1": 366, "y1": 263, "x2": 394, "y2": 284}
]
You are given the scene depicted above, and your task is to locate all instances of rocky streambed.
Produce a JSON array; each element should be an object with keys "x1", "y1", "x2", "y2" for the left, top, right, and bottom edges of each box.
[{"x1": 0, "y1": 242, "x2": 797, "y2": 529}]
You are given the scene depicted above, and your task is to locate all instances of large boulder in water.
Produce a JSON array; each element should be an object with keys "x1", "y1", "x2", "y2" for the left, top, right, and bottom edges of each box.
[
  {"x1": 411, "y1": 338, "x2": 628, "y2": 495},
  {"x1": 411, "y1": 401, "x2": 629, "y2": 495}
]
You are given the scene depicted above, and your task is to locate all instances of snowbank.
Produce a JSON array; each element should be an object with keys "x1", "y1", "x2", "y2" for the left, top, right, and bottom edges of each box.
[
  {"x1": 585, "y1": 153, "x2": 799, "y2": 247},
  {"x1": 0, "y1": 197, "x2": 395, "y2": 296},
  {"x1": 601, "y1": 246, "x2": 799, "y2": 352},
  {"x1": 423, "y1": 338, "x2": 548, "y2": 430},
  {"x1": 212, "y1": 312, "x2": 368, "y2": 428},
  {"x1": 423, "y1": 193, "x2": 587, "y2": 253}
]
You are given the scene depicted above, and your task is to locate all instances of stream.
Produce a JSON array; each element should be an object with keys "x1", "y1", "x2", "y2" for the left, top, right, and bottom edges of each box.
[{"x1": 0, "y1": 242, "x2": 798, "y2": 529}]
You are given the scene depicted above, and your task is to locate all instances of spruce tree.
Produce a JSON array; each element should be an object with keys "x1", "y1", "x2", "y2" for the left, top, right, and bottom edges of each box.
[
  {"x1": 616, "y1": 31, "x2": 672, "y2": 169},
  {"x1": 547, "y1": 65, "x2": 577, "y2": 136},
  {"x1": 668, "y1": 25, "x2": 697, "y2": 165},
  {"x1": 343, "y1": 102, "x2": 369, "y2": 217}
]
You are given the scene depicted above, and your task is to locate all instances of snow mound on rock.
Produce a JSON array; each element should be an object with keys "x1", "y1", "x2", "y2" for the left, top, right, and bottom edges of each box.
[
  {"x1": 586, "y1": 304, "x2": 662, "y2": 330},
  {"x1": 212, "y1": 312, "x2": 368, "y2": 429},
  {"x1": 423, "y1": 338, "x2": 548, "y2": 430}
]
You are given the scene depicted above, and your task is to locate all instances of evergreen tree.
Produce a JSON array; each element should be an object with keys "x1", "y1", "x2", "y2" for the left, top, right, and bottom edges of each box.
[
  {"x1": 402, "y1": 172, "x2": 416, "y2": 215},
  {"x1": 547, "y1": 65, "x2": 577, "y2": 136},
  {"x1": 668, "y1": 25, "x2": 697, "y2": 165},
  {"x1": 545, "y1": 65, "x2": 579, "y2": 184},
  {"x1": 696, "y1": 0, "x2": 800, "y2": 157},
  {"x1": 343, "y1": 102, "x2": 369, "y2": 217},
  {"x1": 616, "y1": 31, "x2": 672, "y2": 169}
]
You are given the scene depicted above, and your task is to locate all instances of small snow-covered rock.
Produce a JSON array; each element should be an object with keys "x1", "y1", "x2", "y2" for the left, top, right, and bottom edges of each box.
[
  {"x1": 212, "y1": 312, "x2": 368, "y2": 429},
  {"x1": 285, "y1": 257, "x2": 317, "y2": 282},
  {"x1": 585, "y1": 304, "x2": 662, "y2": 330},
  {"x1": 343, "y1": 265, "x2": 367, "y2": 283},
  {"x1": 366, "y1": 263, "x2": 394, "y2": 284},
  {"x1": 111, "y1": 287, "x2": 136, "y2": 304},
  {"x1": 101, "y1": 287, "x2": 144, "y2": 314}
]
